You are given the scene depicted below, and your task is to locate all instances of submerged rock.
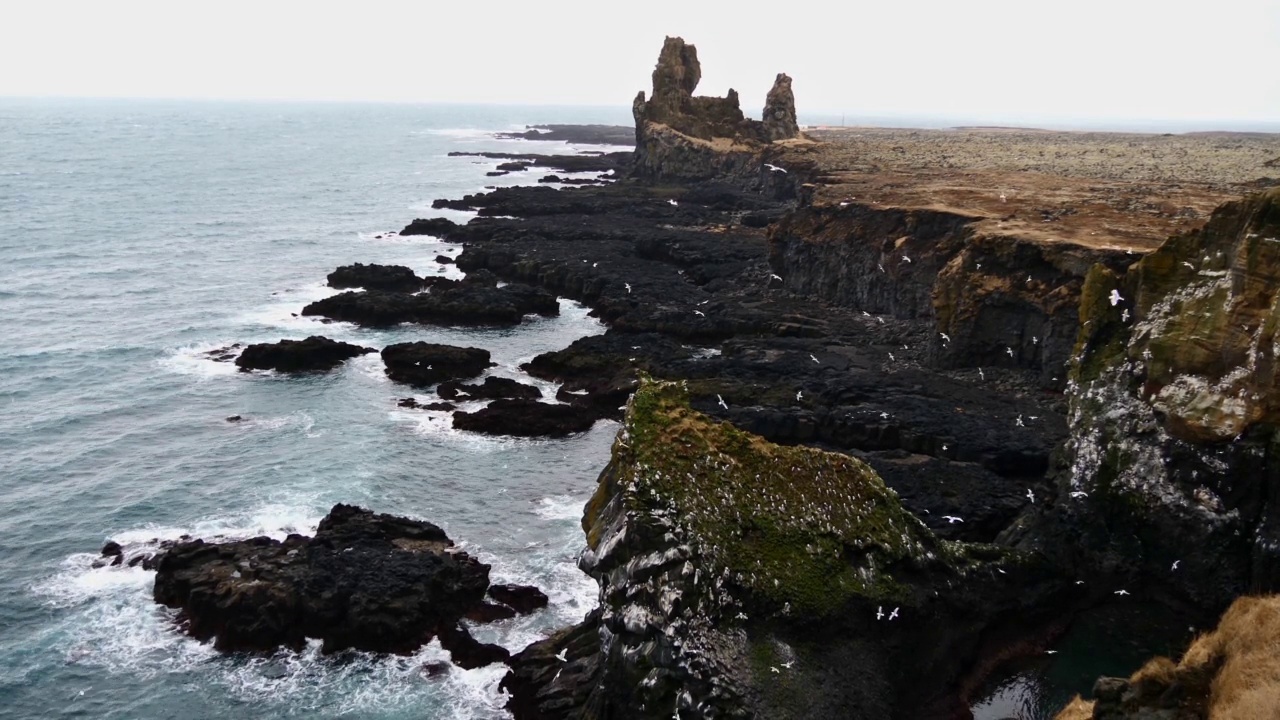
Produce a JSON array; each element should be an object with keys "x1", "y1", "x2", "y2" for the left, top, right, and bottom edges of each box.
[
  {"x1": 381, "y1": 342, "x2": 493, "y2": 387},
  {"x1": 233, "y1": 336, "x2": 375, "y2": 373},
  {"x1": 151, "y1": 504, "x2": 498, "y2": 655}
]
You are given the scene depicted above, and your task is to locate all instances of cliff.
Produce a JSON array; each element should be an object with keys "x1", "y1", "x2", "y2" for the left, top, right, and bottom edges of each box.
[
  {"x1": 1055, "y1": 594, "x2": 1280, "y2": 719},
  {"x1": 631, "y1": 37, "x2": 806, "y2": 182},
  {"x1": 1004, "y1": 188, "x2": 1280, "y2": 610},
  {"x1": 502, "y1": 379, "x2": 1070, "y2": 719}
]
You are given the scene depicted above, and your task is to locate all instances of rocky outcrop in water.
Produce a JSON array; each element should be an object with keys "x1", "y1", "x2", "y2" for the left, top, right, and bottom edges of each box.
[
  {"x1": 301, "y1": 271, "x2": 558, "y2": 328},
  {"x1": 631, "y1": 37, "x2": 802, "y2": 181},
  {"x1": 1005, "y1": 188, "x2": 1280, "y2": 610},
  {"x1": 437, "y1": 376, "x2": 541, "y2": 401},
  {"x1": 501, "y1": 379, "x2": 1071, "y2": 719},
  {"x1": 326, "y1": 263, "x2": 425, "y2": 293},
  {"x1": 381, "y1": 342, "x2": 493, "y2": 387},
  {"x1": 151, "y1": 504, "x2": 540, "y2": 663},
  {"x1": 233, "y1": 336, "x2": 375, "y2": 373},
  {"x1": 452, "y1": 399, "x2": 598, "y2": 438}
]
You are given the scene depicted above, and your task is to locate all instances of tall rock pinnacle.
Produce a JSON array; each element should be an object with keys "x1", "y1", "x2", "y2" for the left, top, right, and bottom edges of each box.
[{"x1": 763, "y1": 73, "x2": 799, "y2": 141}]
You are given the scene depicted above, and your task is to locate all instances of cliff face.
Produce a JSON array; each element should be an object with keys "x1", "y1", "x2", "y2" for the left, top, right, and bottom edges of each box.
[
  {"x1": 1007, "y1": 188, "x2": 1280, "y2": 609},
  {"x1": 631, "y1": 37, "x2": 802, "y2": 182},
  {"x1": 503, "y1": 379, "x2": 1070, "y2": 719},
  {"x1": 768, "y1": 202, "x2": 1139, "y2": 387}
]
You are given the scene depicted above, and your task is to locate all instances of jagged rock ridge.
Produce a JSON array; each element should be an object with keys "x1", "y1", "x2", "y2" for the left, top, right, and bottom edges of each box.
[{"x1": 632, "y1": 36, "x2": 802, "y2": 181}]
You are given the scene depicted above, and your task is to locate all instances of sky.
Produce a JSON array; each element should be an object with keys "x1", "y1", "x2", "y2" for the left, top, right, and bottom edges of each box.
[{"x1": 3, "y1": 0, "x2": 1278, "y2": 127}]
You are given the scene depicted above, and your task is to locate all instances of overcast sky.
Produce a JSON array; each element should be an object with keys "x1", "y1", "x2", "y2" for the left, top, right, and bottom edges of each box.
[{"x1": 3, "y1": 1, "x2": 1278, "y2": 125}]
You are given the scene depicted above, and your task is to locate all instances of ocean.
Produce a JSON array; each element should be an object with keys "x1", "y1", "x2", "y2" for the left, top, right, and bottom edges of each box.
[{"x1": 0, "y1": 98, "x2": 633, "y2": 719}]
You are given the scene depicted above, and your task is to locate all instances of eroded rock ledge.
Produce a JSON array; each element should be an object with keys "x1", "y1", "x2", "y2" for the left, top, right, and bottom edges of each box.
[{"x1": 502, "y1": 379, "x2": 1070, "y2": 719}]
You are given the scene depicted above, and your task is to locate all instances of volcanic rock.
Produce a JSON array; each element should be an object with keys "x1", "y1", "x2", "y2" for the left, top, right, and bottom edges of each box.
[
  {"x1": 300, "y1": 273, "x2": 558, "y2": 328},
  {"x1": 488, "y1": 584, "x2": 549, "y2": 614},
  {"x1": 234, "y1": 336, "x2": 375, "y2": 373},
  {"x1": 437, "y1": 376, "x2": 541, "y2": 401},
  {"x1": 381, "y1": 342, "x2": 493, "y2": 387},
  {"x1": 761, "y1": 73, "x2": 800, "y2": 142},
  {"x1": 326, "y1": 263, "x2": 424, "y2": 293},
  {"x1": 452, "y1": 399, "x2": 597, "y2": 437},
  {"x1": 151, "y1": 504, "x2": 493, "y2": 655},
  {"x1": 437, "y1": 623, "x2": 510, "y2": 669}
]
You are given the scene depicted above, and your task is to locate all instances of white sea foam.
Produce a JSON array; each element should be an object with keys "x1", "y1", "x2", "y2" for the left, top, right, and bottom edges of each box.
[
  {"x1": 237, "y1": 281, "x2": 344, "y2": 331},
  {"x1": 157, "y1": 339, "x2": 243, "y2": 378}
]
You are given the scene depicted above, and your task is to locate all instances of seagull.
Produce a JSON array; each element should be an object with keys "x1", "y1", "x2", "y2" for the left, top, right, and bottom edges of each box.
[
  {"x1": 770, "y1": 273, "x2": 783, "y2": 282},
  {"x1": 810, "y1": 354, "x2": 820, "y2": 364},
  {"x1": 942, "y1": 444, "x2": 949, "y2": 451},
  {"x1": 781, "y1": 660, "x2": 795, "y2": 669},
  {"x1": 1006, "y1": 347, "x2": 1015, "y2": 358},
  {"x1": 862, "y1": 310, "x2": 871, "y2": 317},
  {"x1": 667, "y1": 199, "x2": 678, "y2": 206},
  {"x1": 888, "y1": 607, "x2": 899, "y2": 620},
  {"x1": 1114, "y1": 589, "x2": 1130, "y2": 596},
  {"x1": 902, "y1": 255, "x2": 912, "y2": 263},
  {"x1": 735, "y1": 612, "x2": 748, "y2": 620},
  {"x1": 625, "y1": 283, "x2": 632, "y2": 293},
  {"x1": 1172, "y1": 560, "x2": 1180, "y2": 571},
  {"x1": 940, "y1": 333, "x2": 950, "y2": 343},
  {"x1": 770, "y1": 666, "x2": 780, "y2": 673},
  {"x1": 879, "y1": 411, "x2": 889, "y2": 419},
  {"x1": 1109, "y1": 289, "x2": 1123, "y2": 306},
  {"x1": 555, "y1": 648, "x2": 568, "y2": 661},
  {"x1": 796, "y1": 390, "x2": 803, "y2": 401},
  {"x1": 1046, "y1": 650, "x2": 1058, "y2": 655},
  {"x1": 976, "y1": 262, "x2": 982, "y2": 270},
  {"x1": 764, "y1": 163, "x2": 788, "y2": 173},
  {"x1": 877, "y1": 263, "x2": 886, "y2": 273},
  {"x1": 1016, "y1": 414, "x2": 1025, "y2": 427},
  {"x1": 717, "y1": 394, "x2": 728, "y2": 410},
  {"x1": 997, "y1": 568, "x2": 1007, "y2": 574},
  {"x1": 978, "y1": 368, "x2": 985, "y2": 380},
  {"x1": 942, "y1": 515, "x2": 964, "y2": 523},
  {"x1": 1121, "y1": 308, "x2": 1130, "y2": 322},
  {"x1": 1182, "y1": 261, "x2": 1195, "y2": 270},
  {"x1": 888, "y1": 352, "x2": 896, "y2": 362},
  {"x1": 1070, "y1": 491, "x2": 1089, "y2": 499},
  {"x1": 876, "y1": 317, "x2": 885, "y2": 324},
  {"x1": 1032, "y1": 336, "x2": 1039, "y2": 345},
  {"x1": 694, "y1": 310, "x2": 705, "y2": 316},
  {"x1": 876, "y1": 606, "x2": 884, "y2": 620}
]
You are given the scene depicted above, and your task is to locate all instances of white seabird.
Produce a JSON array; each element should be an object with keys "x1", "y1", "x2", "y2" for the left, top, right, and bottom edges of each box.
[
  {"x1": 625, "y1": 282, "x2": 632, "y2": 293},
  {"x1": 888, "y1": 607, "x2": 899, "y2": 620},
  {"x1": 1109, "y1": 289, "x2": 1123, "y2": 306},
  {"x1": 555, "y1": 648, "x2": 568, "y2": 661},
  {"x1": 1026, "y1": 488, "x2": 1035, "y2": 503},
  {"x1": 717, "y1": 394, "x2": 728, "y2": 410},
  {"x1": 942, "y1": 515, "x2": 964, "y2": 523},
  {"x1": 764, "y1": 163, "x2": 788, "y2": 173}
]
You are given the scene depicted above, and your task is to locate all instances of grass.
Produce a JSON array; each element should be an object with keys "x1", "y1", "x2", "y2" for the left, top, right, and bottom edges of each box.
[
  {"x1": 598, "y1": 377, "x2": 966, "y2": 618},
  {"x1": 1055, "y1": 594, "x2": 1280, "y2": 719}
]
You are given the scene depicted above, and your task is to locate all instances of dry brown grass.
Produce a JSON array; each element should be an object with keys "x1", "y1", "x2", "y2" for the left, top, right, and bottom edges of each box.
[
  {"x1": 1053, "y1": 695, "x2": 1095, "y2": 720},
  {"x1": 1053, "y1": 595, "x2": 1280, "y2": 720}
]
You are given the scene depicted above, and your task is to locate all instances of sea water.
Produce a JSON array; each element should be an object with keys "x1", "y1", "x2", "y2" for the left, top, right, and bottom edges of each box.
[{"x1": 0, "y1": 98, "x2": 631, "y2": 719}]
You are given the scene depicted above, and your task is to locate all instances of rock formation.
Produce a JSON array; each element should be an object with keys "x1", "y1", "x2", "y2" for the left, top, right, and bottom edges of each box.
[
  {"x1": 151, "y1": 504, "x2": 544, "y2": 662},
  {"x1": 233, "y1": 336, "x2": 375, "y2": 373},
  {"x1": 631, "y1": 37, "x2": 802, "y2": 181},
  {"x1": 1005, "y1": 188, "x2": 1280, "y2": 610},
  {"x1": 326, "y1": 263, "x2": 425, "y2": 293},
  {"x1": 501, "y1": 378, "x2": 1069, "y2": 719},
  {"x1": 380, "y1": 342, "x2": 494, "y2": 387},
  {"x1": 302, "y1": 270, "x2": 558, "y2": 328}
]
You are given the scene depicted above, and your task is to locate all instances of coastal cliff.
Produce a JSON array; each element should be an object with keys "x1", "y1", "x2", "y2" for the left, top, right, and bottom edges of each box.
[
  {"x1": 1004, "y1": 188, "x2": 1280, "y2": 611},
  {"x1": 502, "y1": 379, "x2": 1067, "y2": 719}
]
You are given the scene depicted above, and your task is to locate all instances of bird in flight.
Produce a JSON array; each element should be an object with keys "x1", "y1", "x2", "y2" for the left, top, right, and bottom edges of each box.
[
  {"x1": 764, "y1": 163, "x2": 788, "y2": 173},
  {"x1": 810, "y1": 354, "x2": 820, "y2": 364},
  {"x1": 795, "y1": 390, "x2": 803, "y2": 401},
  {"x1": 1026, "y1": 488, "x2": 1036, "y2": 503},
  {"x1": 717, "y1": 395, "x2": 728, "y2": 410},
  {"x1": 625, "y1": 282, "x2": 632, "y2": 293},
  {"x1": 1070, "y1": 491, "x2": 1088, "y2": 499},
  {"x1": 694, "y1": 310, "x2": 705, "y2": 316},
  {"x1": 781, "y1": 660, "x2": 795, "y2": 669},
  {"x1": 940, "y1": 332, "x2": 950, "y2": 343},
  {"x1": 876, "y1": 606, "x2": 884, "y2": 620},
  {"x1": 1114, "y1": 589, "x2": 1130, "y2": 596},
  {"x1": 902, "y1": 255, "x2": 912, "y2": 263},
  {"x1": 667, "y1": 199, "x2": 678, "y2": 206},
  {"x1": 888, "y1": 607, "x2": 899, "y2": 620},
  {"x1": 555, "y1": 648, "x2": 568, "y2": 661},
  {"x1": 1006, "y1": 347, "x2": 1015, "y2": 358},
  {"x1": 770, "y1": 273, "x2": 783, "y2": 282},
  {"x1": 1172, "y1": 560, "x2": 1181, "y2": 571},
  {"x1": 942, "y1": 515, "x2": 964, "y2": 523},
  {"x1": 1109, "y1": 289, "x2": 1123, "y2": 306}
]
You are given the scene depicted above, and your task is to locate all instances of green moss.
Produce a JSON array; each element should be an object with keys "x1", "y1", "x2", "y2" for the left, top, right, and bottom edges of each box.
[
  {"x1": 612, "y1": 378, "x2": 961, "y2": 618},
  {"x1": 1071, "y1": 264, "x2": 1131, "y2": 385}
]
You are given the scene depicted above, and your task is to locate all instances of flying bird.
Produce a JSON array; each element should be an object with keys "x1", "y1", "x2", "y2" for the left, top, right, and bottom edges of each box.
[
  {"x1": 888, "y1": 607, "x2": 899, "y2": 621},
  {"x1": 878, "y1": 263, "x2": 885, "y2": 273},
  {"x1": 625, "y1": 283, "x2": 632, "y2": 293},
  {"x1": 764, "y1": 163, "x2": 788, "y2": 173},
  {"x1": 810, "y1": 354, "x2": 820, "y2": 364},
  {"x1": 888, "y1": 352, "x2": 896, "y2": 362},
  {"x1": 902, "y1": 255, "x2": 912, "y2": 263},
  {"x1": 796, "y1": 390, "x2": 803, "y2": 401},
  {"x1": 879, "y1": 411, "x2": 890, "y2": 419},
  {"x1": 942, "y1": 515, "x2": 964, "y2": 523},
  {"x1": 694, "y1": 310, "x2": 705, "y2": 316},
  {"x1": 781, "y1": 660, "x2": 795, "y2": 669},
  {"x1": 735, "y1": 612, "x2": 748, "y2": 620},
  {"x1": 717, "y1": 395, "x2": 728, "y2": 410},
  {"x1": 667, "y1": 199, "x2": 678, "y2": 207},
  {"x1": 876, "y1": 606, "x2": 884, "y2": 620},
  {"x1": 1109, "y1": 289, "x2": 1123, "y2": 306},
  {"x1": 1172, "y1": 560, "x2": 1181, "y2": 571},
  {"x1": 770, "y1": 273, "x2": 783, "y2": 282},
  {"x1": 940, "y1": 333, "x2": 950, "y2": 343},
  {"x1": 1070, "y1": 491, "x2": 1089, "y2": 499},
  {"x1": 555, "y1": 649, "x2": 568, "y2": 662},
  {"x1": 1026, "y1": 488, "x2": 1036, "y2": 503},
  {"x1": 1121, "y1": 308, "x2": 1130, "y2": 322},
  {"x1": 1114, "y1": 589, "x2": 1130, "y2": 596},
  {"x1": 978, "y1": 368, "x2": 985, "y2": 380},
  {"x1": 1006, "y1": 347, "x2": 1015, "y2": 357},
  {"x1": 1182, "y1": 261, "x2": 1195, "y2": 270}
]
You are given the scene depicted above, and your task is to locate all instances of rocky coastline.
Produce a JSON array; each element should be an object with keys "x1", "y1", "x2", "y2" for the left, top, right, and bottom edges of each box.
[{"x1": 118, "y1": 35, "x2": 1280, "y2": 720}]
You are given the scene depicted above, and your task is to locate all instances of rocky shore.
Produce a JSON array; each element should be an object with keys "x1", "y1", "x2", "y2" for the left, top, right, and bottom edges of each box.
[{"x1": 124, "y1": 34, "x2": 1280, "y2": 720}]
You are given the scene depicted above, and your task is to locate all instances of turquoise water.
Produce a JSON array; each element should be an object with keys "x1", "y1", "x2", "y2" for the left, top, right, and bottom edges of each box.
[{"x1": 0, "y1": 98, "x2": 632, "y2": 719}]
